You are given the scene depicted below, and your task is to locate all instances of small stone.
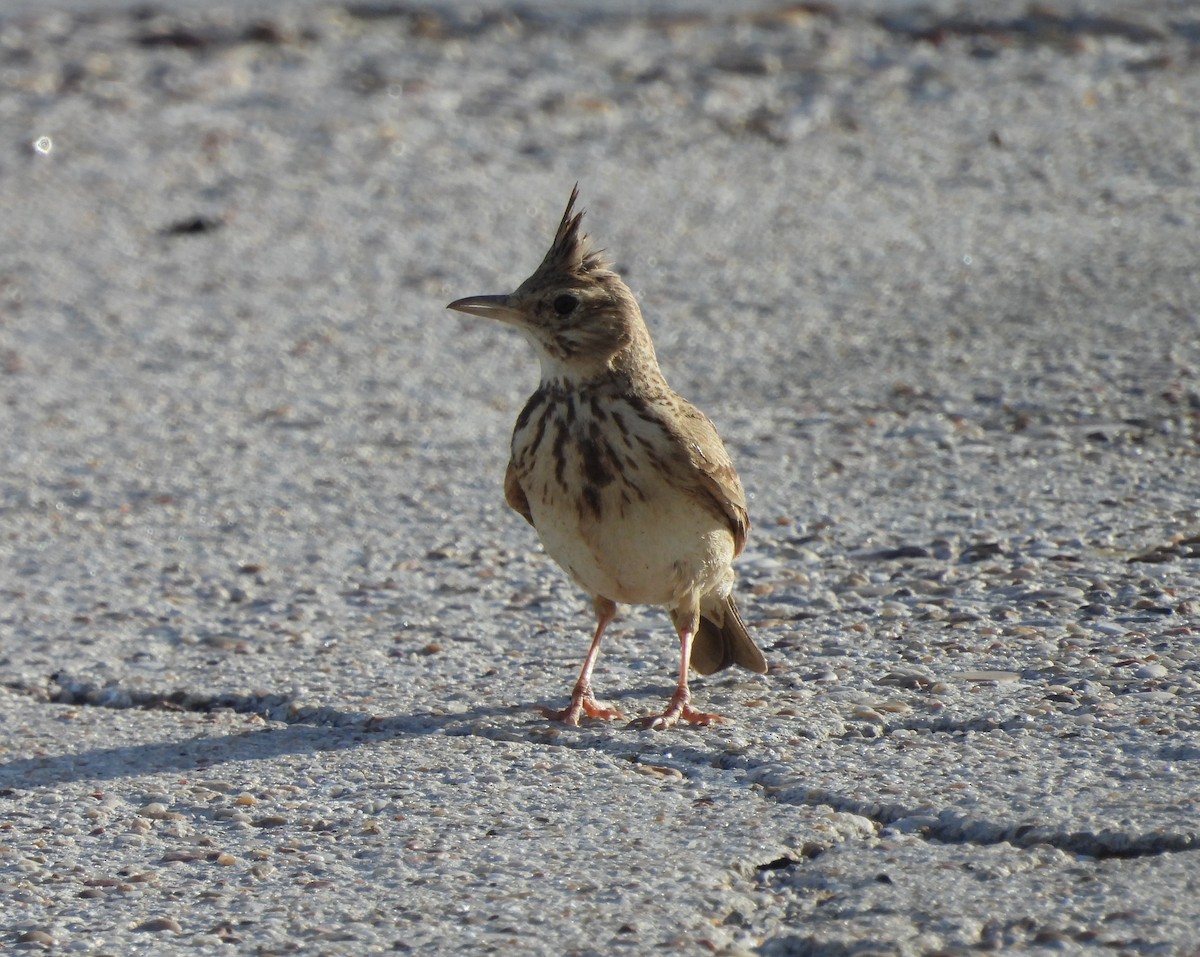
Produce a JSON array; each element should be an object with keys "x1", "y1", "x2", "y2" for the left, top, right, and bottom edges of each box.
[
  {"x1": 162, "y1": 849, "x2": 205, "y2": 863},
  {"x1": 1134, "y1": 663, "x2": 1167, "y2": 679},
  {"x1": 199, "y1": 780, "x2": 236, "y2": 793},
  {"x1": 136, "y1": 917, "x2": 183, "y2": 933},
  {"x1": 958, "y1": 670, "x2": 1019, "y2": 683},
  {"x1": 634, "y1": 764, "x2": 684, "y2": 780},
  {"x1": 17, "y1": 930, "x2": 57, "y2": 946}
]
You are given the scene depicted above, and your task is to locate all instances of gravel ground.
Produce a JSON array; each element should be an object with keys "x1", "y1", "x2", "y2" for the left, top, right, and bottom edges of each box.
[{"x1": 1, "y1": 0, "x2": 1199, "y2": 953}]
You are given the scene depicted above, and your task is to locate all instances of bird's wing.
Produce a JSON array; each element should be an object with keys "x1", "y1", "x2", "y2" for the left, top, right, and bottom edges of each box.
[
  {"x1": 504, "y1": 457, "x2": 536, "y2": 527},
  {"x1": 661, "y1": 398, "x2": 750, "y2": 557}
]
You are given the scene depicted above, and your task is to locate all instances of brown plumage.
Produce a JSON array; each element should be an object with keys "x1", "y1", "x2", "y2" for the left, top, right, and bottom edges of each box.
[{"x1": 447, "y1": 186, "x2": 766, "y2": 729}]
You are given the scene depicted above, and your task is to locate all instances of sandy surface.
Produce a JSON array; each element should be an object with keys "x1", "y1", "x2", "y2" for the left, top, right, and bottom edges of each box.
[{"x1": 2, "y1": 0, "x2": 1199, "y2": 953}]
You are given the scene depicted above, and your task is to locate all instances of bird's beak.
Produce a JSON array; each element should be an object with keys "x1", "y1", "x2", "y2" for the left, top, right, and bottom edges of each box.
[{"x1": 446, "y1": 294, "x2": 522, "y2": 324}]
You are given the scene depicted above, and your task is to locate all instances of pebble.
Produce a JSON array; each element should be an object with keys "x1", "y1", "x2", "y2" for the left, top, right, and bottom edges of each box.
[
  {"x1": 1085, "y1": 616, "x2": 1129, "y2": 636},
  {"x1": 1124, "y1": 690, "x2": 1177, "y2": 703},
  {"x1": 957, "y1": 671, "x2": 1020, "y2": 683},
  {"x1": 135, "y1": 918, "x2": 182, "y2": 934}
]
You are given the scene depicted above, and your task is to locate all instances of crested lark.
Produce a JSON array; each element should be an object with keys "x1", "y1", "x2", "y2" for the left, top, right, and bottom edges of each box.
[{"x1": 447, "y1": 187, "x2": 766, "y2": 729}]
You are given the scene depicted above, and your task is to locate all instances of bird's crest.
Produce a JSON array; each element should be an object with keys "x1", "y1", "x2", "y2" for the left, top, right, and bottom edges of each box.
[{"x1": 531, "y1": 185, "x2": 612, "y2": 282}]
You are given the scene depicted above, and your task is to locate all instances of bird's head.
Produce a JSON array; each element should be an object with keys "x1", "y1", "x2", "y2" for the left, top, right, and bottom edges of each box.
[{"x1": 448, "y1": 186, "x2": 656, "y2": 384}]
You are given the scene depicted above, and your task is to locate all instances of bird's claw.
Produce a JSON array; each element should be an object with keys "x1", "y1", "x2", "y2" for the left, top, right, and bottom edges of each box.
[
  {"x1": 541, "y1": 695, "x2": 625, "y2": 725},
  {"x1": 628, "y1": 704, "x2": 725, "y2": 731}
]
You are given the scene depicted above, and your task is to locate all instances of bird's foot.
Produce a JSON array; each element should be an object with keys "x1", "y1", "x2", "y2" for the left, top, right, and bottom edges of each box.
[
  {"x1": 630, "y1": 698, "x2": 725, "y2": 731},
  {"x1": 541, "y1": 693, "x2": 624, "y2": 726}
]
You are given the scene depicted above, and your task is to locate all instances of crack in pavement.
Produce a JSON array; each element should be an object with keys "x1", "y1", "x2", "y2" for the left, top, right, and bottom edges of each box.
[{"x1": 8, "y1": 672, "x2": 1193, "y2": 864}]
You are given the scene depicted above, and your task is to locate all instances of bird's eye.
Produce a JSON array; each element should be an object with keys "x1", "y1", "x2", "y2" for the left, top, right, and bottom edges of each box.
[{"x1": 552, "y1": 294, "x2": 578, "y2": 316}]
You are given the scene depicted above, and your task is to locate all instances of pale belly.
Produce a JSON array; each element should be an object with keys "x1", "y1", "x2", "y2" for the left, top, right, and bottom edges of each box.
[
  {"x1": 526, "y1": 476, "x2": 734, "y2": 608},
  {"x1": 509, "y1": 383, "x2": 740, "y2": 608}
]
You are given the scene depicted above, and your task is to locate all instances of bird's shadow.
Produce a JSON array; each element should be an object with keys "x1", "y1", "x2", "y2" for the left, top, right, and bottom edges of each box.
[
  {"x1": 0, "y1": 674, "x2": 750, "y2": 792},
  {"x1": 0, "y1": 703, "x2": 514, "y2": 792}
]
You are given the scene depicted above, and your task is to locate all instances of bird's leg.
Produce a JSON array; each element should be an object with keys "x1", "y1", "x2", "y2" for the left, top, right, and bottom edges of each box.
[
  {"x1": 634, "y1": 606, "x2": 725, "y2": 730},
  {"x1": 541, "y1": 596, "x2": 625, "y2": 725}
]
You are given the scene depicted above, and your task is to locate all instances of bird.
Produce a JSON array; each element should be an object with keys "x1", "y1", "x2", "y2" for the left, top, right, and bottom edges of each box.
[{"x1": 446, "y1": 186, "x2": 767, "y2": 729}]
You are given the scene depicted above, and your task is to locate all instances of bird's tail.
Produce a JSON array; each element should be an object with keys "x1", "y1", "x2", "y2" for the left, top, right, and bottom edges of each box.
[{"x1": 690, "y1": 594, "x2": 767, "y2": 676}]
